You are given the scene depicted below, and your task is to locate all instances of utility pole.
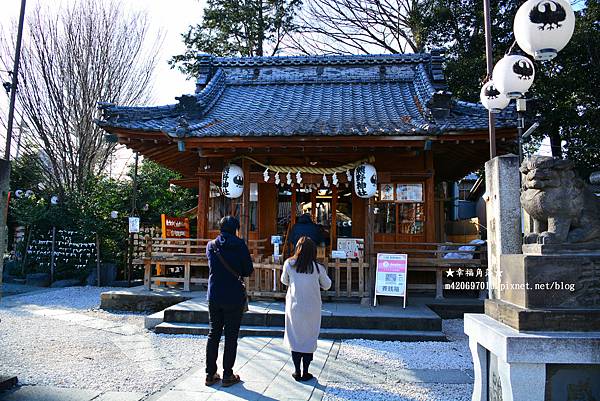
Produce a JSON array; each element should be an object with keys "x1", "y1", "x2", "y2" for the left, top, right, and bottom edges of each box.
[
  {"x1": 127, "y1": 152, "x2": 139, "y2": 286},
  {"x1": 1, "y1": 0, "x2": 27, "y2": 284},
  {"x1": 15, "y1": 120, "x2": 25, "y2": 159},
  {"x1": 483, "y1": 0, "x2": 496, "y2": 159}
]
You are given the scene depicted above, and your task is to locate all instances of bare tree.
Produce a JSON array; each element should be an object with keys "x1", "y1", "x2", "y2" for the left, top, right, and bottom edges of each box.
[
  {"x1": 289, "y1": 0, "x2": 432, "y2": 55},
  {"x1": 0, "y1": 0, "x2": 162, "y2": 195}
]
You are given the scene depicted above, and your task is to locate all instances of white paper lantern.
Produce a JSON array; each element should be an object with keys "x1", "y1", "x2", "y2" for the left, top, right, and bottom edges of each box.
[
  {"x1": 222, "y1": 164, "x2": 244, "y2": 199},
  {"x1": 25, "y1": 190, "x2": 34, "y2": 198},
  {"x1": 110, "y1": 210, "x2": 118, "y2": 219},
  {"x1": 480, "y1": 81, "x2": 510, "y2": 113},
  {"x1": 514, "y1": 0, "x2": 575, "y2": 61},
  {"x1": 15, "y1": 189, "x2": 24, "y2": 198},
  {"x1": 354, "y1": 163, "x2": 377, "y2": 198},
  {"x1": 493, "y1": 54, "x2": 535, "y2": 99},
  {"x1": 50, "y1": 196, "x2": 59, "y2": 205}
]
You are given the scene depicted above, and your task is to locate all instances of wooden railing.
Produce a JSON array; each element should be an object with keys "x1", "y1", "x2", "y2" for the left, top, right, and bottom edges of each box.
[
  {"x1": 136, "y1": 237, "x2": 268, "y2": 291},
  {"x1": 246, "y1": 257, "x2": 370, "y2": 299},
  {"x1": 374, "y1": 241, "x2": 487, "y2": 299},
  {"x1": 135, "y1": 236, "x2": 485, "y2": 300}
]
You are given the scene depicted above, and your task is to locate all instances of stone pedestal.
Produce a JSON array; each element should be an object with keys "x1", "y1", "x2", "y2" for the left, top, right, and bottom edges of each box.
[
  {"x1": 468, "y1": 246, "x2": 600, "y2": 400},
  {"x1": 485, "y1": 247, "x2": 600, "y2": 332},
  {"x1": 465, "y1": 314, "x2": 600, "y2": 401}
]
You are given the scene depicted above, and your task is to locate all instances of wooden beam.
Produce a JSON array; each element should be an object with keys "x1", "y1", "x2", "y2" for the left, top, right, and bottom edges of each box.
[
  {"x1": 291, "y1": 184, "x2": 297, "y2": 227},
  {"x1": 240, "y1": 158, "x2": 251, "y2": 240},
  {"x1": 331, "y1": 185, "x2": 338, "y2": 249},
  {"x1": 310, "y1": 188, "x2": 317, "y2": 222},
  {"x1": 197, "y1": 177, "x2": 209, "y2": 239},
  {"x1": 366, "y1": 197, "x2": 375, "y2": 299},
  {"x1": 425, "y1": 150, "x2": 435, "y2": 243}
]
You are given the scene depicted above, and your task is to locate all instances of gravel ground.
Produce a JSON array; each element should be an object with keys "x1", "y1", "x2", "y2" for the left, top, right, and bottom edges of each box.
[
  {"x1": 334, "y1": 319, "x2": 472, "y2": 371},
  {"x1": 1, "y1": 286, "x2": 110, "y2": 309},
  {"x1": 323, "y1": 383, "x2": 473, "y2": 401},
  {"x1": 0, "y1": 286, "x2": 207, "y2": 394},
  {"x1": 323, "y1": 319, "x2": 472, "y2": 401}
]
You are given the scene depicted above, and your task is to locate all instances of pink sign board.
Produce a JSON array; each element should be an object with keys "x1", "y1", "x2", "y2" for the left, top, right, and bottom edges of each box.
[
  {"x1": 374, "y1": 253, "x2": 408, "y2": 307},
  {"x1": 376, "y1": 254, "x2": 407, "y2": 273}
]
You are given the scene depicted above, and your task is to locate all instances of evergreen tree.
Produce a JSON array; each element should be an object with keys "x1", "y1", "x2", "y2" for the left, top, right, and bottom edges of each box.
[
  {"x1": 526, "y1": 0, "x2": 599, "y2": 175},
  {"x1": 170, "y1": 0, "x2": 302, "y2": 76}
]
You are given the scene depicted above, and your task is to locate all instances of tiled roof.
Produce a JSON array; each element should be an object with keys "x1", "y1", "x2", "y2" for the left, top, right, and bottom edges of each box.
[{"x1": 96, "y1": 52, "x2": 516, "y2": 139}]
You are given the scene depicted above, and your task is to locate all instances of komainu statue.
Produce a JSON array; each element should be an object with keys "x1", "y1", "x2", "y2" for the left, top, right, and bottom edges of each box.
[{"x1": 520, "y1": 156, "x2": 600, "y2": 244}]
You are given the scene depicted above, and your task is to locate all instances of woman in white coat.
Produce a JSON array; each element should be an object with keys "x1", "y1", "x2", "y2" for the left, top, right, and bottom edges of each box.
[{"x1": 281, "y1": 236, "x2": 332, "y2": 381}]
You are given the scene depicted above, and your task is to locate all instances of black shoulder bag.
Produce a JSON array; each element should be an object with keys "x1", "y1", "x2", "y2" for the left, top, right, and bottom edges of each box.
[{"x1": 215, "y1": 252, "x2": 249, "y2": 313}]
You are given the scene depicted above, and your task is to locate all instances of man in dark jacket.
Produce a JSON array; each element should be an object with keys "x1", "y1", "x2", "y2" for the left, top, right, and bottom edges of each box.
[
  {"x1": 288, "y1": 213, "x2": 323, "y2": 250},
  {"x1": 205, "y1": 216, "x2": 254, "y2": 387}
]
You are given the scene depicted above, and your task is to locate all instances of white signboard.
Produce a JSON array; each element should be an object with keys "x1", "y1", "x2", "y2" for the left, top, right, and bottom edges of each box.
[
  {"x1": 396, "y1": 184, "x2": 423, "y2": 202},
  {"x1": 331, "y1": 250, "x2": 347, "y2": 259},
  {"x1": 337, "y1": 238, "x2": 364, "y2": 259},
  {"x1": 374, "y1": 253, "x2": 408, "y2": 307},
  {"x1": 128, "y1": 217, "x2": 140, "y2": 233}
]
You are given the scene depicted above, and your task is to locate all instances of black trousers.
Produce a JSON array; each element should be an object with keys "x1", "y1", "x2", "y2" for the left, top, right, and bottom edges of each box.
[
  {"x1": 205, "y1": 302, "x2": 244, "y2": 377},
  {"x1": 291, "y1": 351, "x2": 313, "y2": 374}
]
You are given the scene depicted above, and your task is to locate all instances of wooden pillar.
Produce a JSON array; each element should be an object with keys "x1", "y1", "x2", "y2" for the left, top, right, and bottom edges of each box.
[
  {"x1": 239, "y1": 159, "x2": 251, "y2": 240},
  {"x1": 291, "y1": 184, "x2": 297, "y2": 226},
  {"x1": 331, "y1": 185, "x2": 338, "y2": 249},
  {"x1": 197, "y1": 177, "x2": 209, "y2": 239},
  {"x1": 425, "y1": 150, "x2": 435, "y2": 243},
  {"x1": 365, "y1": 197, "x2": 375, "y2": 299},
  {"x1": 310, "y1": 187, "x2": 317, "y2": 222},
  {"x1": 258, "y1": 183, "x2": 277, "y2": 242},
  {"x1": 352, "y1": 192, "x2": 366, "y2": 238}
]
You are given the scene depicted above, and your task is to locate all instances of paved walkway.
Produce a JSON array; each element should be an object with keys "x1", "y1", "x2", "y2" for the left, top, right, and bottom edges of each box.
[
  {"x1": 147, "y1": 337, "x2": 333, "y2": 401},
  {"x1": 0, "y1": 335, "x2": 472, "y2": 401}
]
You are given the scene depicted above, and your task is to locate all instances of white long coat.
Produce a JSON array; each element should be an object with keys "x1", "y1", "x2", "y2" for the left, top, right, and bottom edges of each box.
[{"x1": 281, "y1": 259, "x2": 332, "y2": 353}]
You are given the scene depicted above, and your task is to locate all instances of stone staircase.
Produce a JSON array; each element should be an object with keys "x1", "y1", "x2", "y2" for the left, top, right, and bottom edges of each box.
[{"x1": 151, "y1": 299, "x2": 446, "y2": 341}]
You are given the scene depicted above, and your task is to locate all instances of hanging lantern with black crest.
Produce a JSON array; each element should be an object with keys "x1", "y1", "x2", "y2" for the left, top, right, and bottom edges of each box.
[
  {"x1": 222, "y1": 164, "x2": 244, "y2": 199},
  {"x1": 514, "y1": 0, "x2": 575, "y2": 61},
  {"x1": 492, "y1": 54, "x2": 535, "y2": 99},
  {"x1": 480, "y1": 80, "x2": 510, "y2": 113},
  {"x1": 354, "y1": 163, "x2": 377, "y2": 198}
]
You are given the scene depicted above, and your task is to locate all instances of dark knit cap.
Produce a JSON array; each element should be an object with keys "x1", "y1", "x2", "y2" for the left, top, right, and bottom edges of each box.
[{"x1": 219, "y1": 216, "x2": 240, "y2": 234}]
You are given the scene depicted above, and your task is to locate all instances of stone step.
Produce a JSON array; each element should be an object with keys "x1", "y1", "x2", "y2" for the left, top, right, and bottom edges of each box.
[
  {"x1": 154, "y1": 322, "x2": 447, "y2": 341},
  {"x1": 0, "y1": 375, "x2": 18, "y2": 391},
  {"x1": 162, "y1": 300, "x2": 442, "y2": 332}
]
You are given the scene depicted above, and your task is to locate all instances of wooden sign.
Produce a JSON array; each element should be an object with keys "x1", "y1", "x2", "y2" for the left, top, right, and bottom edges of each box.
[
  {"x1": 374, "y1": 253, "x2": 408, "y2": 307},
  {"x1": 161, "y1": 214, "x2": 190, "y2": 238}
]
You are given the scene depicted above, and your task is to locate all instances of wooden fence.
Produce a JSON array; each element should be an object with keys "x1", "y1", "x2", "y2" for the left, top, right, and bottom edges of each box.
[
  {"x1": 373, "y1": 241, "x2": 487, "y2": 299},
  {"x1": 135, "y1": 237, "x2": 268, "y2": 291},
  {"x1": 246, "y1": 257, "x2": 369, "y2": 299},
  {"x1": 135, "y1": 236, "x2": 486, "y2": 300}
]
